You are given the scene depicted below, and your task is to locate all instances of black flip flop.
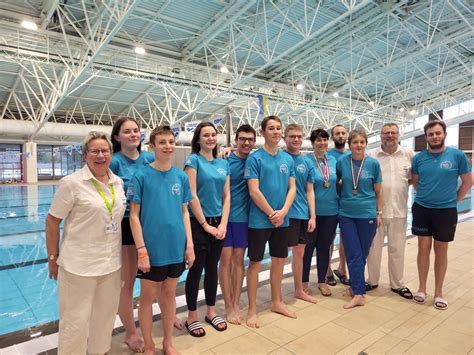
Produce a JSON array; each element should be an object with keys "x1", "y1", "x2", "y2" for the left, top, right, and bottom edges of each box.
[
  {"x1": 333, "y1": 269, "x2": 350, "y2": 285},
  {"x1": 205, "y1": 315, "x2": 227, "y2": 332},
  {"x1": 391, "y1": 287, "x2": 413, "y2": 300},
  {"x1": 185, "y1": 320, "x2": 206, "y2": 337},
  {"x1": 326, "y1": 275, "x2": 337, "y2": 286}
]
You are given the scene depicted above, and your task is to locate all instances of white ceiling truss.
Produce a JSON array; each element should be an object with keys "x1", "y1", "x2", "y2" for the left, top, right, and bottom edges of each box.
[{"x1": 0, "y1": 0, "x2": 472, "y2": 141}]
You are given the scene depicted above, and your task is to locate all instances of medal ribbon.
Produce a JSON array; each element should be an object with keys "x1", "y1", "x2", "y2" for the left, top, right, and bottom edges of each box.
[
  {"x1": 313, "y1": 152, "x2": 329, "y2": 182},
  {"x1": 90, "y1": 179, "x2": 115, "y2": 220},
  {"x1": 350, "y1": 155, "x2": 366, "y2": 191}
]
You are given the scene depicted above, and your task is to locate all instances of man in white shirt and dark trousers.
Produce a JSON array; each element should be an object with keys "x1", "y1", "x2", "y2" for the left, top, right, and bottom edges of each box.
[{"x1": 366, "y1": 123, "x2": 414, "y2": 299}]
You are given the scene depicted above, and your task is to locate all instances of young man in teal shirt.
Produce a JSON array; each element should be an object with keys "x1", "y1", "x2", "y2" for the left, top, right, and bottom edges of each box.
[
  {"x1": 411, "y1": 120, "x2": 472, "y2": 310},
  {"x1": 244, "y1": 115, "x2": 296, "y2": 328}
]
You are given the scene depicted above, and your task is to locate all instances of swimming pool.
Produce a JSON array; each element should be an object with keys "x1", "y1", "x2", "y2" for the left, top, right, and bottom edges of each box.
[{"x1": 0, "y1": 184, "x2": 471, "y2": 337}]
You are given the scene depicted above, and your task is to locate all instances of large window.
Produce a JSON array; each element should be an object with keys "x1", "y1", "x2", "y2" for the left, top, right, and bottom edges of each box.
[
  {"x1": 37, "y1": 145, "x2": 82, "y2": 180},
  {"x1": 0, "y1": 144, "x2": 23, "y2": 183}
]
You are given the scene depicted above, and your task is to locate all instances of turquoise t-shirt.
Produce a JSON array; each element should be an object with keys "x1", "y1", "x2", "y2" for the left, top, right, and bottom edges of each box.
[
  {"x1": 305, "y1": 153, "x2": 339, "y2": 216},
  {"x1": 228, "y1": 152, "x2": 249, "y2": 223},
  {"x1": 412, "y1": 147, "x2": 471, "y2": 208},
  {"x1": 327, "y1": 149, "x2": 347, "y2": 161},
  {"x1": 337, "y1": 154, "x2": 382, "y2": 218},
  {"x1": 110, "y1": 151, "x2": 155, "y2": 216},
  {"x1": 128, "y1": 165, "x2": 192, "y2": 267},
  {"x1": 287, "y1": 152, "x2": 313, "y2": 220},
  {"x1": 244, "y1": 148, "x2": 295, "y2": 229},
  {"x1": 184, "y1": 153, "x2": 229, "y2": 217}
]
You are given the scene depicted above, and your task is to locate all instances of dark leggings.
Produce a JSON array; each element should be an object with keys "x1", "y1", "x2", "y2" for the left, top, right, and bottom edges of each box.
[
  {"x1": 302, "y1": 215, "x2": 339, "y2": 284},
  {"x1": 185, "y1": 217, "x2": 224, "y2": 311}
]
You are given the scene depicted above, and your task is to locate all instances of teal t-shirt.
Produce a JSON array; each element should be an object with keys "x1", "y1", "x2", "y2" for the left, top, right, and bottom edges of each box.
[
  {"x1": 128, "y1": 165, "x2": 192, "y2": 267},
  {"x1": 287, "y1": 152, "x2": 313, "y2": 220},
  {"x1": 184, "y1": 153, "x2": 229, "y2": 217},
  {"x1": 327, "y1": 149, "x2": 347, "y2": 161},
  {"x1": 305, "y1": 153, "x2": 339, "y2": 216},
  {"x1": 412, "y1": 147, "x2": 471, "y2": 208},
  {"x1": 337, "y1": 154, "x2": 382, "y2": 218},
  {"x1": 110, "y1": 151, "x2": 154, "y2": 216},
  {"x1": 228, "y1": 152, "x2": 249, "y2": 223},
  {"x1": 244, "y1": 148, "x2": 295, "y2": 229}
]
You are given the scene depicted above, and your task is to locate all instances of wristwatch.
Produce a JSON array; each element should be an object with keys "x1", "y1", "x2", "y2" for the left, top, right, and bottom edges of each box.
[
  {"x1": 48, "y1": 254, "x2": 58, "y2": 261},
  {"x1": 377, "y1": 211, "x2": 383, "y2": 215}
]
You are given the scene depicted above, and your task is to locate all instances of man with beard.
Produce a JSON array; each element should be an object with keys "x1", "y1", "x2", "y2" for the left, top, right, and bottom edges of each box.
[
  {"x1": 411, "y1": 120, "x2": 472, "y2": 310},
  {"x1": 366, "y1": 123, "x2": 414, "y2": 299},
  {"x1": 326, "y1": 125, "x2": 349, "y2": 286}
]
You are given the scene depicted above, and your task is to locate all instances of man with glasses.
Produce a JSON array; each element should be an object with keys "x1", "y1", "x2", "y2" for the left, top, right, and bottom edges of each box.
[{"x1": 366, "y1": 123, "x2": 414, "y2": 298}]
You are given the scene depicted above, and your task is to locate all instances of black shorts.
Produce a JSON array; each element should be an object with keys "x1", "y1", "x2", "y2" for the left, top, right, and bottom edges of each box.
[
  {"x1": 411, "y1": 202, "x2": 458, "y2": 242},
  {"x1": 248, "y1": 227, "x2": 289, "y2": 262},
  {"x1": 137, "y1": 262, "x2": 185, "y2": 282},
  {"x1": 288, "y1": 218, "x2": 308, "y2": 247},
  {"x1": 121, "y1": 217, "x2": 135, "y2": 246}
]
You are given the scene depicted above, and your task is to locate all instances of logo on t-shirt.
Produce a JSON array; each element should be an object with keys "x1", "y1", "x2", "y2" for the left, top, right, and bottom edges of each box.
[
  {"x1": 440, "y1": 160, "x2": 452, "y2": 169},
  {"x1": 217, "y1": 168, "x2": 227, "y2": 176},
  {"x1": 360, "y1": 170, "x2": 369, "y2": 179},
  {"x1": 126, "y1": 186, "x2": 134, "y2": 198},
  {"x1": 280, "y1": 164, "x2": 289, "y2": 174},
  {"x1": 171, "y1": 184, "x2": 181, "y2": 196},
  {"x1": 244, "y1": 167, "x2": 251, "y2": 177},
  {"x1": 296, "y1": 164, "x2": 306, "y2": 174}
]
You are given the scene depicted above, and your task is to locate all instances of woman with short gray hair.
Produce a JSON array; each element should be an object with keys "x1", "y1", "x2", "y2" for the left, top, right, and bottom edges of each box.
[{"x1": 45, "y1": 130, "x2": 126, "y2": 354}]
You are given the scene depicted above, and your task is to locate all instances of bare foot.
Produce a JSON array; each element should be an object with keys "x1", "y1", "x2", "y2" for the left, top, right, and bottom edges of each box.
[
  {"x1": 173, "y1": 317, "x2": 184, "y2": 330},
  {"x1": 163, "y1": 342, "x2": 180, "y2": 355},
  {"x1": 125, "y1": 334, "x2": 145, "y2": 353},
  {"x1": 144, "y1": 347, "x2": 156, "y2": 355},
  {"x1": 271, "y1": 302, "x2": 297, "y2": 318},
  {"x1": 295, "y1": 289, "x2": 318, "y2": 304},
  {"x1": 342, "y1": 287, "x2": 353, "y2": 297},
  {"x1": 246, "y1": 307, "x2": 260, "y2": 328},
  {"x1": 226, "y1": 306, "x2": 241, "y2": 325},
  {"x1": 343, "y1": 295, "x2": 365, "y2": 309}
]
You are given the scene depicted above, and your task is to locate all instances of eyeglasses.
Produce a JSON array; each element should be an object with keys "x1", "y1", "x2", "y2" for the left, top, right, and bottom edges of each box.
[
  {"x1": 287, "y1": 135, "x2": 303, "y2": 140},
  {"x1": 87, "y1": 149, "x2": 111, "y2": 156},
  {"x1": 238, "y1": 137, "x2": 255, "y2": 143},
  {"x1": 381, "y1": 131, "x2": 399, "y2": 136}
]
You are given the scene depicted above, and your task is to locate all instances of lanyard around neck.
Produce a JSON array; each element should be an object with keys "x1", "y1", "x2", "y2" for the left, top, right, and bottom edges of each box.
[{"x1": 90, "y1": 179, "x2": 115, "y2": 220}]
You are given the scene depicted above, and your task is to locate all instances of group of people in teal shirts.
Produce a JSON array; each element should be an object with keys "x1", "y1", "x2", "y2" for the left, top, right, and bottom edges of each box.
[{"x1": 104, "y1": 115, "x2": 470, "y2": 354}]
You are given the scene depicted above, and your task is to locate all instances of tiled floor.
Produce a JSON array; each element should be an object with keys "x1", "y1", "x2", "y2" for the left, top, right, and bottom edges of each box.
[{"x1": 109, "y1": 220, "x2": 474, "y2": 355}]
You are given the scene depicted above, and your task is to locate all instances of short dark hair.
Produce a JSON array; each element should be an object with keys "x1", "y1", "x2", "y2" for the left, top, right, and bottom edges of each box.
[
  {"x1": 310, "y1": 128, "x2": 330, "y2": 143},
  {"x1": 348, "y1": 128, "x2": 368, "y2": 145},
  {"x1": 111, "y1": 117, "x2": 141, "y2": 153},
  {"x1": 330, "y1": 124, "x2": 346, "y2": 137},
  {"x1": 191, "y1": 122, "x2": 218, "y2": 157},
  {"x1": 424, "y1": 120, "x2": 446, "y2": 135},
  {"x1": 235, "y1": 124, "x2": 256, "y2": 140},
  {"x1": 149, "y1": 125, "x2": 174, "y2": 145},
  {"x1": 261, "y1": 115, "x2": 282, "y2": 131}
]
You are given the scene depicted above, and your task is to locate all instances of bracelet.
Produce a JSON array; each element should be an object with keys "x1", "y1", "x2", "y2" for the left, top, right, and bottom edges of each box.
[
  {"x1": 200, "y1": 220, "x2": 207, "y2": 226},
  {"x1": 136, "y1": 245, "x2": 145, "y2": 251},
  {"x1": 138, "y1": 250, "x2": 148, "y2": 259}
]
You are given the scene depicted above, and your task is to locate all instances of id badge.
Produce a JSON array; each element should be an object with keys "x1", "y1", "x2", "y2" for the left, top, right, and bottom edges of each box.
[{"x1": 105, "y1": 222, "x2": 119, "y2": 234}]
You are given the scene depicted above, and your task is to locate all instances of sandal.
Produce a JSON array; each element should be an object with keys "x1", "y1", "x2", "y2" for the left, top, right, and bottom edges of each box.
[
  {"x1": 433, "y1": 297, "x2": 448, "y2": 310},
  {"x1": 326, "y1": 275, "x2": 337, "y2": 286},
  {"x1": 333, "y1": 269, "x2": 350, "y2": 285},
  {"x1": 318, "y1": 285, "x2": 332, "y2": 297},
  {"x1": 185, "y1": 320, "x2": 206, "y2": 337},
  {"x1": 391, "y1": 287, "x2": 413, "y2": 300},
  {"x1": 365, "y1": 282, "x2": 378, "y2": 291},
  {"x1": 205, "y1": 315, "x2": 227, "y2": 332},
  {"x1": 413, "y1": 291, "x2": 427, "y2": 304}
]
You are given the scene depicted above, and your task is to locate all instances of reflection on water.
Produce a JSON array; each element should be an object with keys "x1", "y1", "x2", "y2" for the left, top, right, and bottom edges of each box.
[{"x1": 0, "y1": 184, "x2": 471, "y2": 336}]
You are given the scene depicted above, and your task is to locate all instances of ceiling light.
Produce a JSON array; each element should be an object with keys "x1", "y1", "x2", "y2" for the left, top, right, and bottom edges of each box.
[
  {"x1": 399, "y1": 107, "x2": 405, "y2": 112},
  {"x1": 220, "y1": 65, "x2": 229, "y2": 74},
  {"x1": 296, "y1": 80, "x2": 305, "y2": 91},
  {"x1": 332, "y1": 92, "x2": 339, "y2": 98},
  {"x1": 369, "y1": 101, "x2": 374, "y2": 106},
  {"x1": 409, "y1": 110, "x2": 416, "y2": 116},
  {"x1": 134, "y1": 46, "x2": 146, "y2": 55},
  {"x1": 21, "y1": 20, "x2": 38, "y2": 31}
]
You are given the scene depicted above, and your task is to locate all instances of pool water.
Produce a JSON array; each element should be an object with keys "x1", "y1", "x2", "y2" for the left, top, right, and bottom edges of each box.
[{"x1": 0, "y1": 184, "x2": 471, "y2": 336}]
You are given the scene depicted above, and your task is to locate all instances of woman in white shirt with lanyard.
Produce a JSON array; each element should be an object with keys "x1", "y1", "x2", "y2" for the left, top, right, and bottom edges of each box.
[{"x1": 45, "y1": 131, "x2": 126, "y2": 354}]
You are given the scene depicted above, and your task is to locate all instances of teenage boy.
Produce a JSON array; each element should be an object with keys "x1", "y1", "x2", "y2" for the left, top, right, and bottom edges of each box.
[
  {"x1": 219, "y1": 124, "x2": 256, "y2": 325},
  {"x1": 129, "y1": 126, "x2": 195, "y2": 355},
  {"x1": 411, "y1": 120, "x2": 472, "y2": 310},
  {"x1": 244, "y1": 115, "x2": 296, "y2": 328},
  {"x1": 284, "y1": 123, "x2": 317, "y2": 303}
]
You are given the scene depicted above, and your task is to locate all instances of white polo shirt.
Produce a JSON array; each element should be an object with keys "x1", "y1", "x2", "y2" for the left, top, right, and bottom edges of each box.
[
  {"x1": 49, "y1": 164, "x2": 126, "y2": 277},
  {"x1": 368, "y1": 146, "x2": 414, "y2": 218}
]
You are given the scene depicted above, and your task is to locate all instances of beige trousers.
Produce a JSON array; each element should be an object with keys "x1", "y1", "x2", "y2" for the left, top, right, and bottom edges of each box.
[
  {"x1": 367, "y1": 218, "x2": 408, "y2": 289},
  {"x1": 57, "y1": 267, "x2": 121, "y2": 355}
]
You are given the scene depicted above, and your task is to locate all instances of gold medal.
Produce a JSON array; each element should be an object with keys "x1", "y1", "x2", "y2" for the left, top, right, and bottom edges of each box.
[
  {"x1": 323, "y1": 180, "x2": 330, "y2": 188},
  {"x1": 352, "y1": 188, "x2": 358, "y2": 195}
]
